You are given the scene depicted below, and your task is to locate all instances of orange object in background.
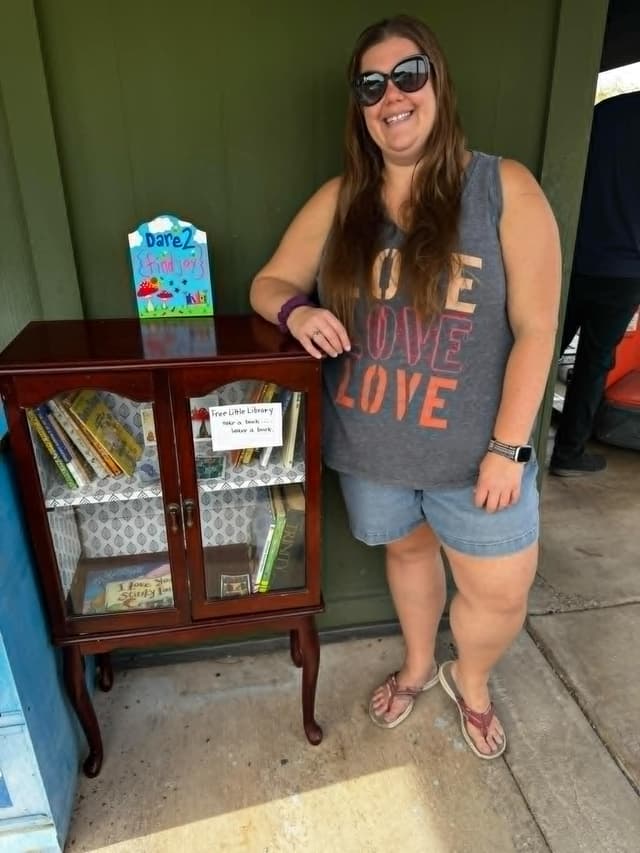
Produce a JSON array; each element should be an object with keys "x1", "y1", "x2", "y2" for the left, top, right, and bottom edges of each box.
[{"x1": 605, "y1": 307, "x2": 640, "y2": 389}]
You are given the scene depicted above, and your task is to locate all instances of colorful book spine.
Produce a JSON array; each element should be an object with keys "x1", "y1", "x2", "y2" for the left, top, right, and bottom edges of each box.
[
  {"x1": 62, "y1": 394, "x2": 123, "y2": 476},
  {"x1": 257, "y1": 486, "x2": 287, "y2": 592},
  {"x1": 36, "y1": 404, "x2": 92, "y2": 487},
  {"x1": 27, "y1": 408, "x2": 78, "y2": 489},
  {"x1": 48, "y1": 397, "x2": 111, "y2": 479}
]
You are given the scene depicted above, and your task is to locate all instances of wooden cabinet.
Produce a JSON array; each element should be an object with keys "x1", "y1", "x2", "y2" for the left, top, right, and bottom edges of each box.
[{"x1": 0, "y1": 316, "x2": 323, "y2": 777}]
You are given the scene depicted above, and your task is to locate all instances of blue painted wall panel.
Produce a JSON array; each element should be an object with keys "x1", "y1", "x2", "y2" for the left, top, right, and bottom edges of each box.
[{"x1": 0, "y1": 449, "x2": 79, "y2": 848}]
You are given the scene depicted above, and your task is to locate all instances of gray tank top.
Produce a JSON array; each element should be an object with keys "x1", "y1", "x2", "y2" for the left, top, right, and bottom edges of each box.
[{"x1": 318, "y1": 151, "x2": 512, "y2": 489}]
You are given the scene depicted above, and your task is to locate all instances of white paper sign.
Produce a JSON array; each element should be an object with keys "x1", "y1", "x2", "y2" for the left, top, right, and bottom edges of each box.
[{"x1": 209, "y1": 404, "x2": 283, "y2": 451}]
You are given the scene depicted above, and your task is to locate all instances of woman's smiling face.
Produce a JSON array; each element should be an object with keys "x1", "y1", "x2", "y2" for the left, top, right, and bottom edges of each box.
[{"x1": 359, "y1": 36, "x2": 437, "y2": 167}]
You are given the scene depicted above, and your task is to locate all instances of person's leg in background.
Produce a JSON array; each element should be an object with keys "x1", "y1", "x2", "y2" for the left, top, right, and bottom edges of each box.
[{"x1": 551, "y1": 274, "x2": 640, "y2": 475}]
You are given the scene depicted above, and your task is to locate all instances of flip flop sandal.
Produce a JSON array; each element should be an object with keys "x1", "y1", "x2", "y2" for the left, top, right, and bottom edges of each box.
[
  {"x1": 438, "y1": 660, "x2": 506, "y2": 760},
  {"x1": 369, "y1": 664, "x2": 440, "y2": 729}
]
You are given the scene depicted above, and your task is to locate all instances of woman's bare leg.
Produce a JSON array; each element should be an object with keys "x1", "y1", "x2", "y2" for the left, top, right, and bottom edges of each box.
[
  {"x1": 445, "y1": 541, "x2": 538, "y2": 754},
  {"x1": 371, "y1": 522, "x2": 447, "y2": 723}
]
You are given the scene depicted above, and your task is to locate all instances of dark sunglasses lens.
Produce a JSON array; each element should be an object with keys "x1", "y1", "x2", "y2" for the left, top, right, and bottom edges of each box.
[
  {"x1": 354, "y1": 72, "x2": 387, "y2": 106},
  {"x1": 392, "y1": 57, "x2": 429, "y2": 93}
]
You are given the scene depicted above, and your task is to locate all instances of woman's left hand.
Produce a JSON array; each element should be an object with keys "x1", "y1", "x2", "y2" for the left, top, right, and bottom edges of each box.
[{"x1": 474, "y1": 452, "x2": 525, "y2": 512}]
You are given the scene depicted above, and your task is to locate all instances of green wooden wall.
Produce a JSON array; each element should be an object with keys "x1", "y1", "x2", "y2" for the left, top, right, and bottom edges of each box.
[{"x1": 0, "y1": 0, "x2": 608, "y2": 629}]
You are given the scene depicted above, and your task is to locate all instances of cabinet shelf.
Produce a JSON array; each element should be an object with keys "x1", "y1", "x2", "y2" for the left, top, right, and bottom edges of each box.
[{"x1": 44, "y1": 456, "x2": 305, "y2": 508}]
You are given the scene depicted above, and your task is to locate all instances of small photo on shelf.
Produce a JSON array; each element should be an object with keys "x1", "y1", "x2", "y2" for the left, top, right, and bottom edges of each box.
[
  {"x1": 220, "y1": 572, "x2": 251, "y2": 598},
  {"x1": 195, "y1": 445, "x2": 226, "y2": 480},
  {"x1": 140, "y1": 407, "x2": 157, "y2": 446}
]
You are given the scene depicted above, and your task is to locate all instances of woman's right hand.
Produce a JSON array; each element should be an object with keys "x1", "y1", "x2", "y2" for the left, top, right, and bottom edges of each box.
[{"x1": 287, "y1": 305, "x2": 351, "y2": 359}]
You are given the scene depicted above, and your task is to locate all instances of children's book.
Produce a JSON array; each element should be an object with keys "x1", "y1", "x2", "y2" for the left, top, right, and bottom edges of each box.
[
  {"x1": 76, "y1": 556, "x2": 173, "y2": 615},
  {"x1": 67, "y1": 390, "x2": 143, "y2": 476},
  {"x1": 48, "y1": 396, "x2": 111, "y2": 479},
  {"x1": 27, "y1": 408, "x2": 77, "y2": 489}
]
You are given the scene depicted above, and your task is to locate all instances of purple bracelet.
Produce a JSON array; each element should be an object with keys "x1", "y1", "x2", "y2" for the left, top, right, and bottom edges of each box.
[{"x1": 277, "y1": 293, "x2": 313, "y2": 334}]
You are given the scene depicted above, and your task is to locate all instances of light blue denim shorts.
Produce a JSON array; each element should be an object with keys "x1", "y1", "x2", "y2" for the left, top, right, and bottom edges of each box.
[{"x1": 338, "y1": 458, "x2": 539, "y2": 557}]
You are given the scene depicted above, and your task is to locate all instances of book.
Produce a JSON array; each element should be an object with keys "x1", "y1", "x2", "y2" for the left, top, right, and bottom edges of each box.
[
  {"x1": 48, "y1": 396, "x2": 112, "y2": 479},
  {"x1": 281, "y1": 391, "x2": 302, "y2": 468},
  {"x1": 27, "y1": 408, "x2": 78, "y2": 489},
  {"x1": 257, "y1": 486, "x2": 287, "y2": 592},
  {"x1": 268, "y1": 483, "x2": 306, "y2": 592},
  {"x1": 73, "y1": 555, "x2": 173, "y2": 615},
  {"x1": 35, "y1": 404, "x2": 93, "y2": 487},
  {"x1": 104, "y1": 575, "x2": 173, "y2": 611},
  {"x1": 258, "y1": 388, "x2": 293, "y2": 468},
  {"x1": 67, "y1": 390, "x2": 143, "y2": 476},
  {"x1": 62, "y1": 393, "x2": 123, "y2": 476},
  {"x1": 250, "y1": 488, "x2": 278, "y2": 590}
]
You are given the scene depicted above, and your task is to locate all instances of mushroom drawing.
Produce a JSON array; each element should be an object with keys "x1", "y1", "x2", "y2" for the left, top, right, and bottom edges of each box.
[
  {"x1": 156, "y1": 289, "x2": 174, "y2": 312},
  {"x1": 137, "y1": 278, "x2": 160, "y2": 313}
]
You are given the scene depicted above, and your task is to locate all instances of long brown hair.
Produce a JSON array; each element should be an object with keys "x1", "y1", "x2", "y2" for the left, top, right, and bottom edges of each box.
[{"x1": 322, "y1": 15, "x2": 466, "y2": 334}]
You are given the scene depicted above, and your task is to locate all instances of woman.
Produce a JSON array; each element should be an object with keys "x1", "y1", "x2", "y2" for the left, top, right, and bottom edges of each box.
[{"x1": 250, "y1": 15, "x2": 560, "y2": 759}]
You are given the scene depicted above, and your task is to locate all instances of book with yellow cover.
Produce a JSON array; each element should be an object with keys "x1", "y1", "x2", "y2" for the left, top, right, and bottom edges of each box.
[{"x1": 67, "y1": 390, "x2": 143, "y2": 476}]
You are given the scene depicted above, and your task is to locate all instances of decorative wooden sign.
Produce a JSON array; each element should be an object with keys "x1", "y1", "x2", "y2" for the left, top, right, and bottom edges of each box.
[{"x1": 128, "y1": 214, "x2": 214, "y2": 318}]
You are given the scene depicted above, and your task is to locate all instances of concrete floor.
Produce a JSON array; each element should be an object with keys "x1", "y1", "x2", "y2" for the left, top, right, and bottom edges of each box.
[{"x1": 65, "y1": 442, "x2": 640, "y2": 853}]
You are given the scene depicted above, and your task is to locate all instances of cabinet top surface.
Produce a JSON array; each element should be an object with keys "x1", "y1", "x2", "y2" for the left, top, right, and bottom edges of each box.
[{"x1": 0, "y1": 316, "x2": 312, "y2": 373}]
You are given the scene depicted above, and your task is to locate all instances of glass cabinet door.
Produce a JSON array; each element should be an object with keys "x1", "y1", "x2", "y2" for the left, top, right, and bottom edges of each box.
[
  {"x1": 26, "y1": 388, "x2": 176, "y2": 618},
  {"x1": 186, "y1": 379, "x2": 306, "y2": 601}
]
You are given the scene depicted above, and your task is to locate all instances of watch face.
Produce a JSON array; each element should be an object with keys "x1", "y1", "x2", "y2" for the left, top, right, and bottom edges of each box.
[{"x1": 515, "y1": 446, "x2": 532, "y2": 463}]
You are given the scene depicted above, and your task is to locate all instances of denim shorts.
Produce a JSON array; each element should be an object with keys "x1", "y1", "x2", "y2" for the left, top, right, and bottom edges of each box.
[{"x1": 338, "y1": 459, "x2": 539, "y2": 557}]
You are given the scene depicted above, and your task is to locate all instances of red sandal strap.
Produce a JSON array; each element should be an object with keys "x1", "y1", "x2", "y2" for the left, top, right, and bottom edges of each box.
[
  {"x1": 381, "y1": 672, "x2": 422, "y2": 710},
  {"x1": 457, "y1": 698, "x2": 495, "y2": 739}
]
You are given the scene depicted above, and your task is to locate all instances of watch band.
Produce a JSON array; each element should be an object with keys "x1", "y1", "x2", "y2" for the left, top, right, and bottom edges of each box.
[{"x1": 488, "y1": 437, "x2": 532, "y2": 463}]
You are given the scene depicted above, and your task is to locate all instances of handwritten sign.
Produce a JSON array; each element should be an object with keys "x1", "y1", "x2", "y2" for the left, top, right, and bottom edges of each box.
[
  {"x1": 209, "y1": 404, "x2": 283, "y2": 452},
  {"x1": 128, "y1": 214, "x2": 214, "y2": 318}
]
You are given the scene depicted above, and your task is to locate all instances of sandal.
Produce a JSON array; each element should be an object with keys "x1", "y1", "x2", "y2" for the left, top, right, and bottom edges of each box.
[
  {"x1": 438, "y1": 660, "x2": 506, "y2": 760},
  {"x1": 368, "y1": 663, "x2": 440, "y2": 729}
]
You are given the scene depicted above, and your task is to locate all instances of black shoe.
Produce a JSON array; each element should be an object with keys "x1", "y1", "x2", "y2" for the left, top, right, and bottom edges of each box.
[{"x1": 549, "y1": 451, "x2": 607, "y2": 477}]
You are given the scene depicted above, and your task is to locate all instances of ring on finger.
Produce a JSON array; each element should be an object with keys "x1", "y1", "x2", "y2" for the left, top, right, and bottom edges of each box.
[{"x1": 311, "y1": 328, "x2": 322, "y2": 338}]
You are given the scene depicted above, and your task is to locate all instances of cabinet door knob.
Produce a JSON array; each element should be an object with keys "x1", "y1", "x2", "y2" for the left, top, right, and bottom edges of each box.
[
  {"x1": 183, "y1": 499, "x2": 196, "y2": 529},
  {"x1": 166, "y1": 503, "x2": 181, "y2": 534}
]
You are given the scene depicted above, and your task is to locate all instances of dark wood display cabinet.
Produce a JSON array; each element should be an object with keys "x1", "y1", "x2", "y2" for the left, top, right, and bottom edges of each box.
[{"x1": 0, "y1": 316, "x2": 323, "y2": 777}]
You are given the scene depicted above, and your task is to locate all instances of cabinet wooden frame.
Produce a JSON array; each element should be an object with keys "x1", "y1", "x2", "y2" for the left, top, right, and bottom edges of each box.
[{"x1": 0, "y1": 317, "x2": 324, "y2": 777}]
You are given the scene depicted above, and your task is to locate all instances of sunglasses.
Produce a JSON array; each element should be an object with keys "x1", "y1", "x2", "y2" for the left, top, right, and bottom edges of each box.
[{"x1": 352, "y1": 54, "x2": 431, "y2": 107}]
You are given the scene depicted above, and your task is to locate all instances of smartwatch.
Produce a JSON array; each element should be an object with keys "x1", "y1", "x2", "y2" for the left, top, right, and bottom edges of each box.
[{"x1": 487, "y1": 437, "x2": 533, "y2": 463}]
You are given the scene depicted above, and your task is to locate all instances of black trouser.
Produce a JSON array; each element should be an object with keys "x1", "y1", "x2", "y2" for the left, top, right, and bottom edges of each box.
[{"x1": 553, "y1": 273, "x2": 640, "y2": 461}]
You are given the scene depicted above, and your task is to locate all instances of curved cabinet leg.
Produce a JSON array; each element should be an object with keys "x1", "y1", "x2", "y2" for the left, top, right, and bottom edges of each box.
[
  {"x1": 63, "y1": 646, "x2": 103, "y2": 777},
  {"x1": 97, "y1": 652, "x2": 114, "y2": 692},
  {"x1": 289, "y1": 629, "x2": 303, "y2": 668},
  {"x1": 297, "y1": 617, "x2": 323, "y2": 745}
]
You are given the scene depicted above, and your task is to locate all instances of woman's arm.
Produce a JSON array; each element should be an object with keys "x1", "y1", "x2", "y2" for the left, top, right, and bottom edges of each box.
[
  {"x1": 250, "y1": 177, "x2": 351, "y2": 358},
  {"x1": 474, "y1": 158, "x2": 561, "y2": 512}
]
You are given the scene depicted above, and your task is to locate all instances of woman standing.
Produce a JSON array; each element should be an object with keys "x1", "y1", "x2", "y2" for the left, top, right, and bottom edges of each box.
[{"x1": 250, "y1": 15, "x2": 560, "y2": 759}]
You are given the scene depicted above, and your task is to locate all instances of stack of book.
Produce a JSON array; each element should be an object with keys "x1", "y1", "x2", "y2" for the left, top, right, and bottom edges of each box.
[
  {"x1": 27, "y1": 390, "x2": 144, "y2": 490},
  {"x1": 250, "y1": 483, "x2": 305, "y2": 593},
  {"x1": 230, "y1": 381, "x2": 303, "y2": 470}
]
